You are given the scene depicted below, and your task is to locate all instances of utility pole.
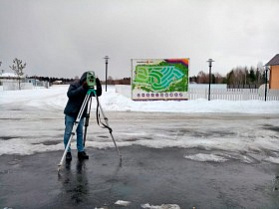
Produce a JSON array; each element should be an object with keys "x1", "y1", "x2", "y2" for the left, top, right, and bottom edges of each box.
[
  {"x1": 104, "y1": 56, "x2": 109, "y2": 92},
  {"x1": 264, "y1": 66, "x2": 269, "y2": 102},
  {"x1": 207, "y1": 58, "x2": 214, "y2": 101}
]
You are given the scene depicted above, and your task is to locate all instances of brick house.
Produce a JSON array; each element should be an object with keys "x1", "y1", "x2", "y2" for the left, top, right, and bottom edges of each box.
[{"x1": 266, "y1": 54, "x2": 279, "y2": 89}]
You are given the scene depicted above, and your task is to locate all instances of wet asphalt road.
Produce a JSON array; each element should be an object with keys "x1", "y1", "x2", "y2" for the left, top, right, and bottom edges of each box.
[
  {"x1": 1, "y1": 108, "x2": 279, "y2": 208},
  {"x1": 1, "y1": 146, "x2": 279, "y2": 209}
]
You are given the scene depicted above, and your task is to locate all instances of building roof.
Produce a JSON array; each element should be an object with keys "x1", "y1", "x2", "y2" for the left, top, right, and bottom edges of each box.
[
  {"x1": 266, "y1": 54, "x2": 279, "y2": 66},
  {"x1": 0, "y1": 72, "x2": 17, "y2": 77}
]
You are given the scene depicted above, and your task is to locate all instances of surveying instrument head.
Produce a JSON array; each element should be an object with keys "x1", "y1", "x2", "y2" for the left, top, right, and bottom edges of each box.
[{"x1": 86, "y1": 71, "x2": 96, "y2": 89}]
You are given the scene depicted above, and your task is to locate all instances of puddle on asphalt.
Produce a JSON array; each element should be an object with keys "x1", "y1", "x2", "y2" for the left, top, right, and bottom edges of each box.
[
  {"x1": 32, "y1": 140, "x2": 61, "y2": 145},
  {"x1": 272, "y1": 176, "x2": 279, "y2": 191},
  {"x1": 0, "y1": 136, "x2": 20, "y2": 140},
  {"x1": 263, "y1": 124, "x2": 279, "y2": 133}
]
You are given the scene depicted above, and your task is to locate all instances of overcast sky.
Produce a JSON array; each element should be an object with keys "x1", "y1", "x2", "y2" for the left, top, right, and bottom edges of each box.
[{"x1": 0, "y1": 0, "x2": 278, "y2": 79}]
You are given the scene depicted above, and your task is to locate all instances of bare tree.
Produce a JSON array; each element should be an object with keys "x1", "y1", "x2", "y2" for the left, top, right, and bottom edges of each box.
[
  {"x1": 257, "y1": 61, "x2": 264, "y2": 84},
  {"x1": 197, "y1": 71, "x2": 208, "y2": 83},
  {"x1": 9, "y1": 58, "x2": 26, "y2": 90},
  {"x1": 0, "y1": 61, "x2": 2, "y2": 84},
  {"x1": 214, "y1": 73, "x2": 225, "y2": 83},
  {"x1": 227, "y1": 64, "x2": 265, "y2": 88},
  {"x1": 108, "y1": 75, "x2": 114, "y2": 84}
]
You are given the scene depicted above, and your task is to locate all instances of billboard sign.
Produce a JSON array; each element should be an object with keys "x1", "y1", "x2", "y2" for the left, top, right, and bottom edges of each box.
[{"x1": 131, "y1": 58, "x2": 189, "y2": 100}]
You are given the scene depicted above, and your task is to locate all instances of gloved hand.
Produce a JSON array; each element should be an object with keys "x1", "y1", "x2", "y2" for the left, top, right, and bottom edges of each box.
[{"x1": 82, "y1": 81, "x2": 89, "y2": 90}]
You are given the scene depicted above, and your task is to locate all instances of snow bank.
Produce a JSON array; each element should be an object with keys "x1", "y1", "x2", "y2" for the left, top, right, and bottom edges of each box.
[{"x1": 1, "y1": 85, "x2": 279, "y2": 114}]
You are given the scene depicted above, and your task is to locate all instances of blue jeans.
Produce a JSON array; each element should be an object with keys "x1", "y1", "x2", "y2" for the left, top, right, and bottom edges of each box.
[{"x1": 64, "y1": 115, "x2": 85, "y2": 152}]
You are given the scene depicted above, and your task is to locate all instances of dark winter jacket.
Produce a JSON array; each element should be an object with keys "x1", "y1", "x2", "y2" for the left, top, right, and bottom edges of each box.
[{"x1": 64, "y1": 72, "x2": 102, "y2": 119}]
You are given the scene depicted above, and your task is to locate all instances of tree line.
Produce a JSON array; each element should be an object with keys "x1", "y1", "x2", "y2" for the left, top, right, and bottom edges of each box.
[
  {"x1": 28, "y1": 75, "x2": 75, "y2": 84},
  {"x1": 1, "y1": 58, "x2": 267, "y2": 89},
  {"x1": 190, "y1": 65, "x2": 266, "y2": 88},
  {"x1": 190, "y1": 72, "x2": 226, "y2": 84},
  {"x1": 226, "y1": 66, "x2": 265, "y2": 88}
]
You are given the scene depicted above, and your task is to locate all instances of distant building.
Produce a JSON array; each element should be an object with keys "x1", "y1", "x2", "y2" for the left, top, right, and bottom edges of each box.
[
  {"x1": 266, "y1": 54, "x2": 279, "y2": 89},
  {"x1": 0, "y1": 72, "x2": 17, "y2": 78},
  {"x1": 52, "y1": 80, "x2": 63, "y2": 84},
  {"x1": 0, "y1": 72, "x2": 49, "y2": 90}
]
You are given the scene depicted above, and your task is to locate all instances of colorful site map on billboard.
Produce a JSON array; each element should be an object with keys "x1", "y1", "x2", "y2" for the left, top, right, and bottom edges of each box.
[{"x1": 131, "y1": 58, "x2": 189, "y2": 100}]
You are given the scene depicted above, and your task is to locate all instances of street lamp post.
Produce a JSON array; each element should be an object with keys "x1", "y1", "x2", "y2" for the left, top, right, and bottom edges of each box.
[
  {"x1": 0, "y1": 61, "x2": 3, "y2": 75},
  {"x1": 264, "y1": 66, "x2": 269, "y2": 102},
  {"x1": 207, "y1": 58, "x2": 214, "y2": 101},
  {"x1": 104, "y1": 56, "x2": 109, "y2": 92}
]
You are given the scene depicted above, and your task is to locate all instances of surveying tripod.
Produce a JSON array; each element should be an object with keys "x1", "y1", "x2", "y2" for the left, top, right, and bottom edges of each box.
[{"x1": 58, "y1": 72, "x2": 122, "y2": 173}]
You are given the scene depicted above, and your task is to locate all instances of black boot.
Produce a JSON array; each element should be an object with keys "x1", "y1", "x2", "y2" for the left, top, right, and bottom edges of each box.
[
  {"x1": 66, "y1": 152, "x2": 72, "y2": 162},
  {"x1": 78, "y1": 151, "x2": 89, "y2": 160}
]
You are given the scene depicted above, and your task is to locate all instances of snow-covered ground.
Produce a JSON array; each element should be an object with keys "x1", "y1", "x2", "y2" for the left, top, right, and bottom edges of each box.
[
  {"x1": 0, "y1": 85, "x2": 279, "y2": 165},
  {"x1": 1, "y1": 84, "x2": 279, "y2": 114}
]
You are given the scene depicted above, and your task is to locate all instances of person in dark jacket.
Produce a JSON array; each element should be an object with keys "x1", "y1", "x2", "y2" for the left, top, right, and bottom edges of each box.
[{"x1": 63, "y1": 71, "x2": 102, "y2": 161}]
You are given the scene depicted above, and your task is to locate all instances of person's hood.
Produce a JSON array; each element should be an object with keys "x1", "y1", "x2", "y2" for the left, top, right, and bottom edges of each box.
[{"x1": 80, "y1": 72, "x2": 88, "y2": 84}]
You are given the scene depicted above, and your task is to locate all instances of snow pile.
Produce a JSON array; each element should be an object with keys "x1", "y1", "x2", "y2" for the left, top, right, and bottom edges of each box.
[
  {"x1": 141, "y1": 203, "x2": 181, "y2": 209},
  {"x1": 184, "y1": 153, "x2": 228, "y2": 162},
  {"x1": 114, "y1": 200, "x2": 131, "y2": 206}
]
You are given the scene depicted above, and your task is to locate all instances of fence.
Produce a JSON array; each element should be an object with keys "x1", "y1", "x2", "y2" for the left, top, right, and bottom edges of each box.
[
  {"x1": 115, "y1": 85, "x2": 279, "y2": 101},
  {"x1": 1, "y1": 79, "x2": 49, "y2": 91},
  {"x1": 187, "y1": 88, "x2": 279, "y2": 101}
]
